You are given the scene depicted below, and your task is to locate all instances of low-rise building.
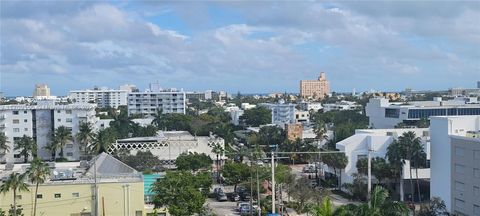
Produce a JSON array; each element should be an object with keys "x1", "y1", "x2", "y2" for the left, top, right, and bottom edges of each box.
[
  {"x1": 0, "y1": 153, "x2": 153, "y2": 216},
  {"x1": 109, "y1": 131, "x2": 224, "y2": 167},
  {"x1": 0, "y1": 101, "x2": 98, "y2": 163},
  {"x1": 286, "y1": 123, "x2": 303, "y2": 141},
  {"x1": 295, "y1": 110, "x2": 310, "y2": 123},
  {"x1": 323, "y1": 100, "x2": 362, "y2": 112},
  {"x1": 366, "y1": 97, "x2": 480, "y2": 129},
  {"x1": 430, "y1": 116, "x2": 480, "y2": 215},
  {"x1": 225, "y1": 106, "x2": 244, "y2": 125},
  {"x1": 335, "y1": 128, "x2": 430, "y2": 201},
  {"x1": 259, "y1": 101, "x2": 296, "y2": 128},
  {"x1": 298, "y1": 102, "x2": 323, "y2": 112},
  {"x1": 241, "y1": 103, "x2": 256, "y2": 110}
]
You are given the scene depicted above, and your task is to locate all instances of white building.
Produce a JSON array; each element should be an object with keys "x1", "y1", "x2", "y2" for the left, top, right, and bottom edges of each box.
[
  {"x1": 241, "y1": 103, "x2": 256, "y2": 110},
  {"x1": 366, "y1": 98, "x2": 480, "y2": 129},
  {"x1": 259, "y1": 101, "x2": 296, "y2": 128},
  {"x1": 0, "y1": 101, "x2": 98, "y2": 163},
  {"x1": 225, "y1": 106, "x2": 244, "y2": 126},
  {"x1": 335, "y1": 128, "x2": 430, "y2": 200},
  {"x1": 69, "y1": 87, "x2": 129, "y2": 108},
  {"x1": 109, "y1": 131, "x2": 225, "y2": 167},
  {"x1": 323, "y1": 100, "x2": 362, "y2": 112},
  {"x1": 298, "y1": 101, "x2": 323, "y2": 112},
  {"x1": 430, "y1": 116, "x2": 480, "y2": 215},
  {"x1": 127, "y1": 90, "x2": 186, "y2": 117},
  {"x1": 295, "y1": 110, "x2": 310, "y2": 123}
]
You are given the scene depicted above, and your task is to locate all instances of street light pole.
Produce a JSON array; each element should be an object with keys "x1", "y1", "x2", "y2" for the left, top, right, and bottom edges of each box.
[
  {"x1": 271, "y1": 151, "x2": 275, "y2": 214},
  {"x1": 367, "y1": 147, "x2": 372, "y2": 201}
]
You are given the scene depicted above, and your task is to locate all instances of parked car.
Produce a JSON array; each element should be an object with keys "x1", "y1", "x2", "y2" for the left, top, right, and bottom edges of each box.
[
  {"x1": 229, "y1": 192, "x2": 240, "y2": 202},
  {"x1": 216, "y1": 191, "x2": 228, "y2": 201},
  {"x1": 240, "y1": 205, "x2": 256, "y2": 215},
  {"x1": 213, "y1": 187, "x2": 223, "y2": 195},
  {"x1": 237, "y1": 202, "x2": 249, "y2": 212}
]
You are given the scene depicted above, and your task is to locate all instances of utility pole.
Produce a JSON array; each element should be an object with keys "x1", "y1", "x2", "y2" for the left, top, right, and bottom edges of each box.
[
  {"x1": 271, "y1": 151, "x2": 275, "y2": 214},
  {"x1": 367, "y1": 147, "x2": 372, "y2": 202},
  {"x1": 256, "y1": 162, "x2": 261, "y2": 216},
  {"x1": 94, "y1": 160, "x2": 98, "y2": 216}
]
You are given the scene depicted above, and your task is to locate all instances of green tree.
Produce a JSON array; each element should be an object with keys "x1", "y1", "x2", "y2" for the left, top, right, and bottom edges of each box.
[
  {"x1": 257, "y1": 126, "x2": 286, "y2": 146},
  {"x1": 418, "y1": 197, "x2": 450, "y2": 216},
  {"x1": 0, "y1": 133, "x2": 9, "y2": 153},
  {"x1": 386, "y1": 139, "x2": 407, "y2": 201},
  {"x1": 290, "y1": 177, "x2": 316, "y2": 212},
  {"x1": 151, "y1": 171, "x2": 210, "y2": 216},
  {"x1": 109, "y1": 108, "x2": 133, "y2": 139},
  {"x1": 211, "y1": 144, "x2": 224, "y2": 181},
  {"x1": 175, "y1": 152, "x2": 212, "y2": 172},
  {"x1": 356, "y1": 187, "x2": 409, "y2": 216},
  {"x1": 27, "y1": 159, "x2": 50, "y2": 216},
  {"x1": 221, "y1": 162, "x2": 250, "y2": 192},
  {"x1": 91, "y1": 128, "x2": 117, "y2": 154},
  {"x1": 0, "y1": 173, "x2": 29, "y2": 216},
  {"x1": 54, "y1": 126, "x2": 72, "y2": 158},
  {"x1": 310, "y1": 197, "x2": 334, "y2": 216},
  {"x1": 116, "y1": 151, "x2": 163, "y2": 172},
  {"x1": 240, "y1": 107, "x2": 272, "y2": 126},
  {"x1": 356, "y1": 157, "x2": 394, "y2": 185},
  {"x1": 398, "y1": 131, "x2": 423, "y2": 202},
  {"x1": 14, "y1": 135, "x2": 37, "y2": 163},
  {"x1": 323, "y1": 153, "x2": 348, "y2": 190},
  {"x1": 44, "y1": 135, "x2": 59, "y2": 161},
  {"x1": 76, "y1": 122, "x2": 94, "y2": 158}
]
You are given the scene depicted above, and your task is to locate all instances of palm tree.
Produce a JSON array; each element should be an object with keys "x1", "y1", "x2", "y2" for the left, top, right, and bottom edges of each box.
[
  {"x1": 54, "y1": 126, "x2": 72, "y2": 158},
  {"x1": 310, "y1": 197, "x2": 334, "y2": 216},
  {"x1": 14, "y1": 135, "x2": 37, "y2": 163},
  {"x1": 411, "y1": 139, "x2": 426, "y2": 202},
  {"x1": 211, "y1": 144, "x2": 224, "y2": 182},
  {"x1": 44, "y1": 135, "x2": 60, "y2": 161},
  {"x1": 76, "y1": 122, "x2": 94, "y2": 159},
  {"x1": 151, "y1": 109, "x2": 165, "y2": 129},
  {"x1": 398, "y1": 131, "x2": 422, "y2": 202},
  {"x1": 386, "y1": 139, "x2": 406, "y2": 201},
  {"x1": 0, "y1": 172, "x2": 29, "y2": 216},
  {"x1": 27, "y1": 158, "x2": 50, "y2": 216},
  {"x1": 90, "y1": 128, "x2": 117, "y2": 154},
  {"x1": 0, "y1": 132, "x2": 9, "y2": 153},
  {"x1": 356, "y1": 187, "x2": 409, "y2": 216}
]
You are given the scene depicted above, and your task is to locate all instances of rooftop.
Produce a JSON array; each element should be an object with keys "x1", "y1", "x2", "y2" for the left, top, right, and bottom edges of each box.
[{"x1": 0, "y1": 103, "x2": 96, "y2": 110}]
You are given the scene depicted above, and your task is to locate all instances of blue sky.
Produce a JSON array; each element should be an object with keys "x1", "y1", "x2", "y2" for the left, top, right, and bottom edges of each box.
[{"x1": 1, "y1": 1, "x2": 479, "y2": 96}]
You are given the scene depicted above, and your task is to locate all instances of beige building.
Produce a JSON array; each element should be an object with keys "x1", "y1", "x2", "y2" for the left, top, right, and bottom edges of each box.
[
  {"x1": 0, "y1": 153, "x2": 160, "y2": 216},
  {"x1": 286, "y1": 123, "x2": 303, "y2": 141},
  {"x1": 33, "y1": 84, "x2": 51, "y2": 98},
  {"x1": 300, "y1": 72, "x2": 330, "y2": 99}
]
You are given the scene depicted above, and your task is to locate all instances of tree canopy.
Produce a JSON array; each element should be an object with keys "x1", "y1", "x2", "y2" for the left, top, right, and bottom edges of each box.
[
  {"x1": 240, "y1": 107, "x2": 272, "y2": 126},
  {"x1": 175, "y1": 152, "x2": 212, "y2": 171}
]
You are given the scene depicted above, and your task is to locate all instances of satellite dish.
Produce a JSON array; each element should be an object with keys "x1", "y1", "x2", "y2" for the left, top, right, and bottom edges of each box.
[{"x1": 53, "y1": 170, "x2": 58, "y2": 176}]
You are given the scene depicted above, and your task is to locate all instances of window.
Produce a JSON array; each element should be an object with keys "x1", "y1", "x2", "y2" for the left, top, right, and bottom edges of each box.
[
  {"x1": 455, "y1": 198, "x2": 465, "y2": 209},
  {"x1": 13, "y1": 111, "x2": 19, "y2": 115},
  {"x1": 54, "y1": 193, "x2": 61, "y2": 198},
  {"x1": 13, "y1": 128, "x2": 20, "y2": 132},
  {"x1": 13, "y1": 137, "x2": 20, "y2": 141},
  {"x1": 66, "y1": 152, "x2": 73, "y2": 157},
  {"x1": 66, "y1": 118, "x2": 72, "y2": 123},
  {"x1": 14, "y1": 154, "x2": 21, "y2": 158},
  {"x1": 37, "y1": 194, "x2": 43, "y2": 199},
  {"x1": 12, "y1": 119, "x2": 19, "y2": 124},
  {"x1": 23, "y1": 111, "x2": 27, "y2": 114},
  {"x1": 455, "y1": 181, "x2": 465, "y2": 192},
  {"x1": 474, "y1": 168, "x2": 480, "y2": 178},
  {"x1": 66, "y1": 144, "x2": 73, "y2": 148},
  {"x1": 455, "y1": 147, "x2": 465, "y2": 157},
  {"x1": 135, "y1": 211, "x2": 143, "y2": 216},
  {"x1": 72, "y1": 192, "x2": 79, "y2": 197},
  {"x1": 475, "y1": 151, "x2": 480, "y2": 160},
  {"x1": 475, "y1": 186, "x2": 480, "y2": 197},
  {"x1": 57, "y1": 110, "x2": 61, "y2": 113},
  {"x1": 66, "y1": 110, "x2": 72, "y2": 114},
  {"x1": 24, "y1": 128, "x2": 28, "y2": 131},
  {"x1": 455, "y1": 164, "x2": 466, "y2": 174},
  {"x1": 15, "y1": 195, "x2": 22, "y2": 200},
  {"x1": 23, "y1": 119, "x2": 27, "y2": 123},
  {"x1": 57, "y1": 119, "x2": 61, "y2": 122},
  {"x1": 385, "y1": 108, "x2": 400, "y2": 118}
]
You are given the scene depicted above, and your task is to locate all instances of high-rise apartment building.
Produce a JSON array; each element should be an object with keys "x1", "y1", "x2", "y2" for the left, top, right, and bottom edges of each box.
[
  {"x1": 127, "y1": 90, "x2": 186, "y2": 117},
  {"x1": 33, "y1": 84, "x2": 51, "y2": 98},
  {"x1": 300, "y1": 72, "x2": 330, "y2": 99},
  {"x1": 69, "y1": 87, "x2": 129, "y2": 108},
  {"x1": 259, "y1": 101, "x2": 296, "y2": 128},
  {"x1": 430, "y1": 116, "x2": 480, "y2": 215},
  {"x1": 0, "y1": 101, "x2": 98, "y2": 163}
]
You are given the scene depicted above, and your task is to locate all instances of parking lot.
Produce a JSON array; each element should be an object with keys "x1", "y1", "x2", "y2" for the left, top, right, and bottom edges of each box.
[{"x1": 206, "y1": 198, "x2": 240, "y2": 216}]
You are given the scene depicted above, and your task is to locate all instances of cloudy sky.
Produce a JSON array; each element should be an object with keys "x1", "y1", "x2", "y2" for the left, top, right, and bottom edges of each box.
[{"x1": 1, "y1": 1, "x2": 479, "y2": 96}]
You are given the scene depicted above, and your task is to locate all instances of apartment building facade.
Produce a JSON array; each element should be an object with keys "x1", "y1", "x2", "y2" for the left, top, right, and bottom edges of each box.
[
  {"x1": 127, "y1": 91, "x2": 186, "y2": 117},
  {"x1": 300, "y1": 72, "x2": 330, "y2": 99},
  {"x1": 366, "y1": 97, "x2": 480, "y2": 128},
  {"x1": 259, "y1": 101, "x2": 296, "y2": 128},
  {"x1": 0, "y1": 101, "x2": 98, "y2": 163},
  {"x1": 69, "y1": 88, "x2": 128, "y2": 108},
  {"x1": 430, "y1": 116, "x2": 480, "y2": 215}
]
